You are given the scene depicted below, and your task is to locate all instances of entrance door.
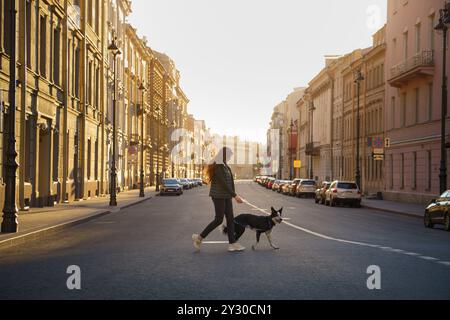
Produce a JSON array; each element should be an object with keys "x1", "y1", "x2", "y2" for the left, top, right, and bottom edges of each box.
[{"x1": 38, "y1": 126, "x2": 51, "y2": 207}]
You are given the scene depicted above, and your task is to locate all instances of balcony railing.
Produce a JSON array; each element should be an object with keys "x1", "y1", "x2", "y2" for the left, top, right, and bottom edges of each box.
[
  {"x1": 129, "y1": 134, "x2": 140, "y2": 146},
  {"x1": 389, "y1": 50, "x2": 434, "y2": 87},
  {"x1": 305, "y1": 142, "x2": 320, "y2": 156}
]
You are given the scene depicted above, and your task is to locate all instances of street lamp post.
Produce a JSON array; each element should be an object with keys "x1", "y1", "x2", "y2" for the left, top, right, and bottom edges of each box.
[
  {"x1": 309, "y1": 102, "x2": 315, "y2": 180},
  {"x1": 170, "y1": 120, "x2": 176, "y2": 178},
  {"x1": 435, "y1": 3, "x2": 450, "y2": 194},
  {"x1": 108, "y1": 36, "x2": 121, "y2": 206},
  {"x1": 289, "y1": 119, "x2": 294, "y2": 180},
  {"x1": 1, "y1": 2, "x2": 19, "y2": 233},
  {"x1": 139, "y1": 82, "x2": 147, "y2": 198},
  {"x1": 354, "y1": 70, "x2": 364, "y2": 190},
  {"x1": 155, "y1": 106, "x2": 161, "y2": 192}
]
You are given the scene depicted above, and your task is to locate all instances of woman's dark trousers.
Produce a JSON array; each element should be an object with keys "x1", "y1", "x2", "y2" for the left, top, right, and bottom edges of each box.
[{"x1": 200, "y1": 198, "x2": 236, "y2": 244}]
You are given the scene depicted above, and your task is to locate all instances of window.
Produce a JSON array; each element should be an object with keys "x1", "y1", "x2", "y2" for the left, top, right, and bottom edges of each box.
[
  {"x1": 53, "y1": 117, "x2": 59, "y2": 182},
  {"x1": 26, "y1": 0, "x2": 32, "y2": 68},
  {"x1": 414, "y1": 88, "x2": 419, "y2": 124},
  {"x1": 415, "y1": 23, "x2": 421, "y2": 53},
  {"x1": 3, "y1": 0, "x2": 12, "y2": 56},
  {"x1": 39, "y1": 16, "x2": 47, "y2": 77},
  {"x1": 390, "y1": 155, "x2": 394, "y2": 189},
  {"x1": 53, "y1": 28, "x2": 61, "y2": 85},
  {"x1": 428, "y1": 83, "x2": 433, "y2": 121},
  {"x1": 400, "y1": 154, "x2": 405, "y2": 189},
  {"x1": 427, "y1": 150, "x2": 432, "y2": 191},
  {"x1": 401, "y1": 93, "x2": 406, "y2": 127},
  {"x1": 95, "y1": 68, "x2": 100, "y2": 109},
  {"x1": 391, "y1": 97, "x2": 396, "y2": 129},
  {"x1": 88, "y1": 61, "x2": 92, "y2": 105},
  {"x1": 87, "y1": 0, "x2": 93, "y2": 26},
  {"x1": 430, "y1": 14, "x2": 436, "y2": 52},
  {"x1": 95, "y1": 139, "x2": 99, "y2": 180},
  {"x1": 95, "y1": 0, "x2": 99, "y2": 33},
  {"x1": 412, "y1": 152, "x2": 417, "y2": 190},
  {"x1": 403, "y1": 32, "x2": 409, "y2": 61},
  {"x1": 87, "y1": 139, "x2": 91, "y2": 180},
  {"x1": 0, "y1": 0, "x2": 3, "y2": 50},
  {"x1": 74, "y1": 46, "x2": 80, "y2": 98}
]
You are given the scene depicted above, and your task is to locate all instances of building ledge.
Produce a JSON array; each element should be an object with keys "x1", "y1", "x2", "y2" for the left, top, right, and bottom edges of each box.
[
  {"x1": 305, "y1": 142, "x2": 321, "y2": 156},
  {"x1": 388, "y1": 50, "x2": 434, "y2": 88}
]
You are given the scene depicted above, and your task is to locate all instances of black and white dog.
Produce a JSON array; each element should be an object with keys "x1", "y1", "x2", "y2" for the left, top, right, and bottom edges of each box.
[{"x1": 222, "y1": 207, "x2": 283, "y2": 250}]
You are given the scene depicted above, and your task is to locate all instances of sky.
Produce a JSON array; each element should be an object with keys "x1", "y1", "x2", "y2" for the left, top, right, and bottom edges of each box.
[{"x1": 129, "y1": 0, "x2": 388, "y2": 143}]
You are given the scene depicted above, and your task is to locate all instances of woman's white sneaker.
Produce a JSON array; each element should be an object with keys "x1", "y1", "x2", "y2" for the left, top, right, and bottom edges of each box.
[
  {"x1": 228, "y1": 243, "x2": 246, "y2": 252},
  {"x1": 192, "y1": 234, "x2": 202, "y2": 250}
]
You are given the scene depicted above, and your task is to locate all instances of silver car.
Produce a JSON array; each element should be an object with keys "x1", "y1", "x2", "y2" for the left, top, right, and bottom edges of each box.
[{"x1": 325, "y1": 181, "x2": 362, "y2": 207}]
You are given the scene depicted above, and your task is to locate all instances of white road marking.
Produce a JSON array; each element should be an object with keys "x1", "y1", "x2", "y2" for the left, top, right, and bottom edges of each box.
[
  {"x1": 420, "y1": 256, "x2": 439, "y2": 261},
  {"x1": 202, "y1": 241, "x2": 229, "y2": 244},
  {"x1": 242, "y1": 199, "x2": 449, "y2": 268}
]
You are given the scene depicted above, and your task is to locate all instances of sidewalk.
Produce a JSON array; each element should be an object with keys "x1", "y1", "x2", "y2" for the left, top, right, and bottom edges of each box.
[
  {"x1": 362, "y1": 198, "x2": 425, "y2": 219},
  {"x1": 0, "y1": 187, "x2": 157, "y2": 250}
]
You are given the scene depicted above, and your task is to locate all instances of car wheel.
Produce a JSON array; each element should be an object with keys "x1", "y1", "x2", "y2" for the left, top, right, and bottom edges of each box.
[
  {"x1": 424, "y1": 212, "x2": 434, "y2": 229},
  {"x1": 330, "y1": 198, "x2": 336, "y2": 207},
  {"x1": 444, "y1": 214, "x2": 450, "y2": 232}
]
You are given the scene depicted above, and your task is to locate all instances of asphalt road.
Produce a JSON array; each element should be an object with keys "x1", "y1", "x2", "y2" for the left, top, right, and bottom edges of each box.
[{"x1": 1, "y1": 181, "x2": 450, "y2": 300}]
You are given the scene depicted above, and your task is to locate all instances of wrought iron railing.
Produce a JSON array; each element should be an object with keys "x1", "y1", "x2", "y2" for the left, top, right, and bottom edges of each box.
[{"x1": 390, "y1": 50, "x2": 434, "y2": 79}]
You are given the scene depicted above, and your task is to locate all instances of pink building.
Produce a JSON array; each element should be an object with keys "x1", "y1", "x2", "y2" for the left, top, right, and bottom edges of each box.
[{"x1": 385, "y1": 0, "x2": 450, "y2": 204}]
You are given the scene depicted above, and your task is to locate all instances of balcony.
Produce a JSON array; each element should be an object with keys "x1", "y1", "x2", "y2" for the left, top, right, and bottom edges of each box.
[
  {"x1": 388, "y1": 50, "x2": 434, "y2": 88},
  {"x1": 129, "y1": 134, "x2": 140, "y2": 147},
  {"x1": 305, "y1": 142, "x2": 320, "y2": 156}
]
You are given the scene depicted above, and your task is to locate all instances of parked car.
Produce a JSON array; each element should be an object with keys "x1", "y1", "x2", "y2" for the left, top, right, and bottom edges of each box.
[
  {"x1": 272, "y1": 180, "x2": 281, "y2": 191},
  {"x1": 295, "y1": 179, "x2": 317, "y2": 198},
  {"x1": 325, "y1": 181, "x2": 362, "y2": 207},
  {"x1": 195, "y1": 178, "x2": 204, "y2": 186},
  {"x1": 178, "y1": 178, "x2": 191, "y2": 190},
  {"x1": 160, "y1": 179, "x2": 183, "y2": 196},
  {"x1": 286, "y1": 179, "x2": 302, "y2": 196},
  {"x1": 266, "y1": 177, "x2": 276, "y2": 189},
  {"x1": 315, "y1": 181, "x2": 331, "y2": 204},
  {"x1": 424, "y1": 191, "x2": 450, "y2": 231},
  {"x1": 188, "y1": 179, "x2": 197, "y2": 188},
  {"x1": 273, "y1": 180, "x2": 288, "y2": 192},
  {"x1": 280, "y1": 180, "x2": 293, "y2": 194},
  {"x1": 258, "y1": 176, "x2": 267, "y2": 186}
]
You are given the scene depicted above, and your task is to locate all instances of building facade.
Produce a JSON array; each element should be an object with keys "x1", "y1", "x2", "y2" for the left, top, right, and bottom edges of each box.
[
  {"x1": 0, "y1": 0, "x2": 194, "y2": 215},
  {"x1": 385, "y1": 0, "x2": 450, "y2": 204},
  {"x1": 268, "y1": 88, "x2": 304, "y2": 179}
]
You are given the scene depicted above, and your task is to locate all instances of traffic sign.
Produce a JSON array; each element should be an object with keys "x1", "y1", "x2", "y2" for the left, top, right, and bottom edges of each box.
[
  {"x1": 373, "y1": 148, "x2": 384, "y2": 155},
  {"x1": 294, "y1": 160, "x2": 302, "y2": 168},
  {"x1": 374, "y1": 137, "x2": 384, "y2": 148},
  {"x1": 385, "y1": 138, "x2": 391, "y2": 148}
]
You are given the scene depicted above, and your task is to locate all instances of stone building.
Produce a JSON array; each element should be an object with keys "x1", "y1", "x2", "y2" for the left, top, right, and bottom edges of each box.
[
  {"x1": 385, "y1": 0, "x2": 450, "y2": 204},
  {"x1": 0, "y1": 0, "x2": 193, "y2": 216}
]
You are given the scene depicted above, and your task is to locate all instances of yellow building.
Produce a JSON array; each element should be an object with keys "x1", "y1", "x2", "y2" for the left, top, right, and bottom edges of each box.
[{"x1": 0, "y1": 0, "x2": 191, "y2": 215}]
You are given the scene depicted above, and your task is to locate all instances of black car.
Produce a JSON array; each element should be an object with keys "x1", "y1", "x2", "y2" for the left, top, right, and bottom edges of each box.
[
  {"x1": 424, "y1": 191, "x2": 450, "y2": 231},
  {"x1": 160, "y1": 179, "x2": 183, "y2": 196}
]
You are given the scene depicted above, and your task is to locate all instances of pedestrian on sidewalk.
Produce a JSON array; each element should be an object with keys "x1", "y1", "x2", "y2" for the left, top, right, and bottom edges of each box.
[{"x1": 192, "y1": 147, "x2": 246, "y2": 252}]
